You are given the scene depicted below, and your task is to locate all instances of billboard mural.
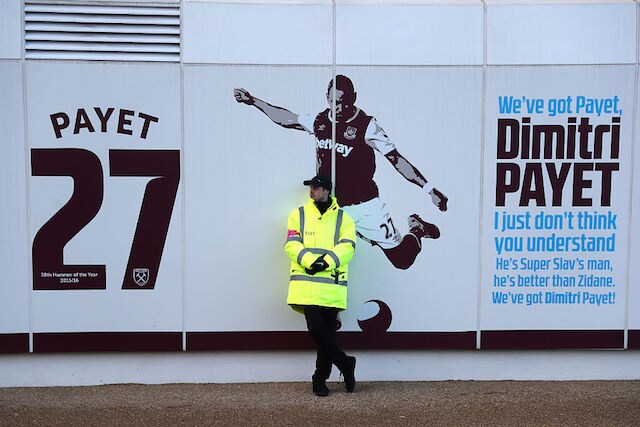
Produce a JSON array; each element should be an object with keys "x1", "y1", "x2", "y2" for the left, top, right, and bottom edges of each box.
[
  {"x1": 183, "y1": 66, "x2": 480, "y2": 351},
  {"x1": 0, "y1": 1, "x2": 637, "y2": 354},
  {"x1": 481, "y1": 66, "x2": 634, "y2": 349},
  {"x1": 24, "y1": 62, "x2": 183, "y2": 351}
]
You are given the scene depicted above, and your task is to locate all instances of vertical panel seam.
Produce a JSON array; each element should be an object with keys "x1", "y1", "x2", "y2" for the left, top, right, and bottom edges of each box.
[
  {"x1": 331, "y1": 0, "x2": 337, "y2": 196},
  {"x1": 624, "y1": 0, "x2": 640, "y2": 349},
  {"x1": 180, "y1": 10, "x2": 186, "y2": 351},
  {"x1": 476, "y1": 0, "x2": 488, "y2": 351},
  {"x1": 21, "y1": 60, "x2": 33, "y2": 353}
]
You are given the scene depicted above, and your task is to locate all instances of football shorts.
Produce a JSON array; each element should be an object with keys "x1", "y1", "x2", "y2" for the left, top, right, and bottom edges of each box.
[{"x1": 342, "y1": 198, "x2": 402, "y2": 250}]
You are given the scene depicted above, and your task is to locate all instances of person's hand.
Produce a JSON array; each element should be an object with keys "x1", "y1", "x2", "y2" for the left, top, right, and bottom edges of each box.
[
  {"x1": 233, "y1": 88, "x2": 254, "y2": 105},
  {"x1": 305, "y1": 257, "x2": 329, "y2": 275},
  {"x1": 430, "y1": 188, "x2": 448, "y2": 212}
]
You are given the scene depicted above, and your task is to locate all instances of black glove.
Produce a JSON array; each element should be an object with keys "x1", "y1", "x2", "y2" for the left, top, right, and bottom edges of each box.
[{"x1": 305, "y1": 256, "x2": 329, "y2": 275}]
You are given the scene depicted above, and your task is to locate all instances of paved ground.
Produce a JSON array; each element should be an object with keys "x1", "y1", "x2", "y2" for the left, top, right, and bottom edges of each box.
[{"x1": 1, "y1": 381, "x2": 639, "y2": 426}]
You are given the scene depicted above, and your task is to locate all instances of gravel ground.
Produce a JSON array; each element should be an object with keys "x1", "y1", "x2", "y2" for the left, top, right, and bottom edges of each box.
[{"x1": 1, "y1": 381, "x2": 639, "y2": 426}]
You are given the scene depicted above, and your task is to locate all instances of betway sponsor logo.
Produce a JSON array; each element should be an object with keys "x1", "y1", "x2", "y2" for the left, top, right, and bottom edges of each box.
[{"x1": 316, "y1": 139, "x2": 354, "y2": 157}]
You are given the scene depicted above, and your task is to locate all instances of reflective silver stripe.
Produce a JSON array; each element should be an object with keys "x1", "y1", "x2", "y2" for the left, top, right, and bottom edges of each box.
[
  {"x1": 307, "y1": 248, "x2": 328, "y2": 256},
  {"x1": 296, "y1": 206, "x2": 307, "y2": 264},
  {"x1": 334, "y1": 209, "x2": 343, "y2": 246},
  {"x1": 297, "y1": 248, "x2": 311, "y2": 265},
  {"x1": 326, "y1": 251, "x2": 340, "y2": 268},
  {"x1": 290, "y1": 274, "x2": 348, "y2": 287},
  {"x1": 295, "y1": 206, "x2": 344, "y2": 268},
  {"x1": 298, "y1": 206, "x2": 305, "y2": 238},
  {"x1": 286, "y1": 236, "x2": 303, "y2": 244},
  {"x1": 338, "y1": 238, "x2": 356, "y2": 249},
  {"x1": 304, "y1": 248, "x2": 339, "y2": 266}
]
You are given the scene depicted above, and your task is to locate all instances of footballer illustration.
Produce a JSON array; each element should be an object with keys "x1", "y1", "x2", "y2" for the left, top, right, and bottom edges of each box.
[{"x1": 235, "y1": 75, "x2": 448, "y2": 272}]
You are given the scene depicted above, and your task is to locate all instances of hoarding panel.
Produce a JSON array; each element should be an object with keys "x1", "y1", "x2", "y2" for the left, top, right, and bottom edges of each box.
[
  {"x1": 26, "y1": 63, "x2": 183, "y2": 349},
  {"x1": 184, "y1": 65, "x2": 481, "y2": 349},
  {"x1": 481, "y1": 65, "x2": 633, "y2": 348},
  {"x1": 0, "y1": 0, "x2": 22, "y2": 59},
  {"x1": 183, "y1": 2, "x2": 333, "y2": 65},
  {"x1": 487, "y1": 4, "x2": 636, "y2": 65},
  {"x1": 0, "y1": 62, "x2": 30, "y2": 352},
  {"x1": 183, "y1": 66, "x2": 327, "y2": 333},
  {"x1": 336, "y1": 4, "x2": 483, "y2": 65},
  {"x1": 627, "y1": 66, "x2": 640, "y2": 348}
]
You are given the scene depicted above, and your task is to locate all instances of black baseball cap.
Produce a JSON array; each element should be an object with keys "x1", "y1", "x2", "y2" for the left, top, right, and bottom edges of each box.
[{"x1": 303, "y1": 175, "x2": 332, "y2": 191}]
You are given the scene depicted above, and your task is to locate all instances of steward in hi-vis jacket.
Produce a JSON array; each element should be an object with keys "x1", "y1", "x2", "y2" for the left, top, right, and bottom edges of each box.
[
  {"x1": 284, "y1": 175, "x2": 357, "y2": 397},
  {"x1": 285, "y1": 198, "x2": 356, "y2": 312}
]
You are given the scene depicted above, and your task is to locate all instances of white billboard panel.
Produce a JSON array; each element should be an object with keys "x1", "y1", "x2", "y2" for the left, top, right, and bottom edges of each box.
[
  {"x1": 336, "y1": 4, "x2": 483, "y2": 65},
  {"x1": 336, "y1": 66, "x2": 482, "y2": 334},
  {"x1": 487, "y1": 3, "x2": 636, "y2": 65},
  {"x1": 628, "y1": 70, "x2": 640, "y2": 348},
  {"x1": 182, "y1": 2, "x2": 333, "y2": 65},
  {"x1": 184, "y1": 65, "x2": 481, "y2": 350},
  {"x1": 183, "y1": 66, "x2": 329, "y2": 334},
  {"x1": 26, "y1": 62, "x2": 183, "y2": 343},
  {"x1": 0, "y1": 0, "x2": 22, "y2": 59},
  {"x1": 0, "y1": 62, "x2": 30, "y2": 352},
  {"x1": 481, "y1": 65, "x2": 634, "y2": 347}
]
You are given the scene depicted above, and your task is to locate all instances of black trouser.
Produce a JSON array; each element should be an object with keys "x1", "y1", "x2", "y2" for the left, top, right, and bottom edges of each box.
[{"x1": 303, "y1": 305, "x2": 348, "y2": 382}]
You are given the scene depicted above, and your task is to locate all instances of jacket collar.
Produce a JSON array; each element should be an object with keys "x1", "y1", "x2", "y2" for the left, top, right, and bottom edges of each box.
[{"x1": 307, "y1": 196, "x2": 339, "y2": 214}]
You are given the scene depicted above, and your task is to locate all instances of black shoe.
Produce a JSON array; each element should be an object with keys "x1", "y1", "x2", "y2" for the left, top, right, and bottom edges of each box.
[
  {"x1": 312, "y1": 381, "x2": 329, "y2": 397},
  {"x1": 408, "y1": 214, "x2": 440, "y2": 239},
  {"x1": 342, "y1": 356, "x2": 356, "y2": 393}
]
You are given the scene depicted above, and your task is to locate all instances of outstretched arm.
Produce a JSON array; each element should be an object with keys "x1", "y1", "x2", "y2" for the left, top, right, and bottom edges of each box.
[
  {"x1": 233, "y1": 88, "x2": 305, "y2": 131},
  {"x1": 384, "y1": 149, "x2": 448, "y2": 211}
]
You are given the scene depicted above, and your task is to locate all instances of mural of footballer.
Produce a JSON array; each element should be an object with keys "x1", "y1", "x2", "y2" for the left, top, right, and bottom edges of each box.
[{"x1": 234, "y1": 75, "x2": 448, "y2": 270}]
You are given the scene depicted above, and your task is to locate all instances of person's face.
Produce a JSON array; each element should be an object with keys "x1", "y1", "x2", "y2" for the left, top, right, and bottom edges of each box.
[
  {"x1": 327, "y1": 87, "x2": 354, "y2": 120},
  {"x1": 309, "y1": 185, "x2": 330, "y2": 203}
]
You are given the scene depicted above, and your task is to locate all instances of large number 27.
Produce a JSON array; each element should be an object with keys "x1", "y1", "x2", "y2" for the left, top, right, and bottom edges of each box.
[{"x1": 31, "y1": 148, "x2": 180, "y2": 290}]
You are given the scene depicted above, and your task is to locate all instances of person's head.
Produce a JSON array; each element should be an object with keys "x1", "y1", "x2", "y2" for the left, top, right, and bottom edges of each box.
[
  {"x1": 303, "y1": 175, "x2": 332, "y2": 203},
  {"x1": 326, "y1": 75, "x2": 356, "y2": 120}
]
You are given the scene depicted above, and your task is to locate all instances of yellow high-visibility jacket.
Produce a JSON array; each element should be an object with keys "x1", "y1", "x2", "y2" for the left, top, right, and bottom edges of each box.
[{"x1": 284, "y1": 197, "x2": 356, "y2": 312}]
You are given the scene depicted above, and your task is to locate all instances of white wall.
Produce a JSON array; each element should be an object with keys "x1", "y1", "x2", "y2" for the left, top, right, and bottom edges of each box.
[
  {"x1": 1, "y1": 0, "x2": 639, "y2": 386},
  {"x1": 2, "y1": 350, "x2": 640, "y2": 387}
]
